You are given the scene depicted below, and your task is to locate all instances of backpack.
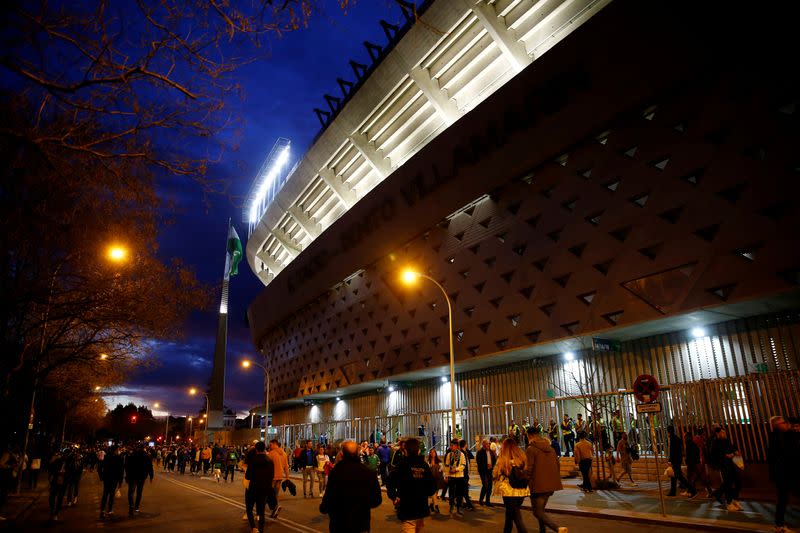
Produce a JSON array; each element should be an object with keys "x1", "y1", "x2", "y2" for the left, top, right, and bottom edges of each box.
[
  {"x1": 508, "y1": 463, "x2": 529, "y2": 489},
  {"x1": 629, "y1": 444, "x2": 639, "y2": 461}
]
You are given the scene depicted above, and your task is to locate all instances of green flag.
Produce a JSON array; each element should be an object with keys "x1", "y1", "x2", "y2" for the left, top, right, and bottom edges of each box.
[{"x1": 224, "y1": 224, "x2": 242, "y2": 280}]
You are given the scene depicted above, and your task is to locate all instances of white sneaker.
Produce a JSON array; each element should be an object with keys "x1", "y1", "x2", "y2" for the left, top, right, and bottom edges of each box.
[
  {"x1": 726, "y1": 503, "x2": 739, "y2": 512},
  {"x1": 679, "y1": 491, "x2": 690, "y2": 497},
  {"x1": 732, "y1": 500, "x2": 743, "y2": 510}
]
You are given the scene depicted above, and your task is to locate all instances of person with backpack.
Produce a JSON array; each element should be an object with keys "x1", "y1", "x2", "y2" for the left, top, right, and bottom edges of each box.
[
  {"x1": 387, "y1": 438, "x2": 437, "y2": 533},
  {"x1": 443, "y1": 439, "x2": 466, "y2": 517},
  {"x1": 224, "y1": 447, "x2": 239, "y2": 483},
  {"x1": 494, "y1": 437, "x2": 529, "y2": 533},
  {"x1": 526, "y1": 426, "x2": 564, "y2": 533}
]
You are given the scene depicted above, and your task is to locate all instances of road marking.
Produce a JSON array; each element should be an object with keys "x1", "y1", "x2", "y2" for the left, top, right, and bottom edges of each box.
[{"x1": 164, "y1": 477, "x2": 321, "y2": 533}]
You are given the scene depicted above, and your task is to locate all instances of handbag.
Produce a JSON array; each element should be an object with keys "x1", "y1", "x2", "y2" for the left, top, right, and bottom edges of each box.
[
  {"x1": 508, "y1": 464, "x2": 529, "y2": 489},
  {"x1": 732, "y1": 454, "x2": 745, "y2": 470},
  {"x1": 664, "y1": 466, "x2": 674, "y2": 478},
  {"x1": 324, "y1": 461, "x2": 334, "y2": 475}
]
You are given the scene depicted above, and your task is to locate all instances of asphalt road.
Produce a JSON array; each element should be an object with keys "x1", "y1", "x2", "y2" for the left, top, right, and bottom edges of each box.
[{"x1": 18, "y1": 469, "x2": 699, "y2": 532}]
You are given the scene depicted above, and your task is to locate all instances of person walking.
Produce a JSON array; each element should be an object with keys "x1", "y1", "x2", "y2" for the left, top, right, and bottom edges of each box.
[
  {"x1": 667, "y1": 426, "x2": 696, "y2": 498},
  {"x1": 320, "y1": 440, "x2": 382, "y2": 533},
  {"x1": 98, "y1": 446, "x2": 124, "y2": 520},
  {"x1": 377, "y1": 438, "x2": 392, "y2": 486},
  {"x1": 769, "y1": 416, "x2": 800, "y2": 533},
  {"x1": 476, "y1": 439, "x2": 497, "y2": 507},
  {"x1": 459, "y1": 439, "x2": 475, "y2": 510},
  {"x1": 224, "y1": 447, "x2": 239, "y2": 483},
  {"x1": 573, "y1": 431, "x2": 593, "y2": 492},
  {"x1": 268, "y1": 439, "x2": 288, "y2": 518},
  {"x1": 244, "y1": 441, "x2": 276, "y2": 533},
  {"x1": 615, "y1": 433, "x2": 637, "y2": 486},
  {"x1": 46, "y1": 451, "x2": 67, "y2": 521},
  {"x1": 443, "y1": 439, "x2": 466, "y2": 516},
  {"x1": 64, "y1": 450, "x2": 83, "y2": 507},
  {"x1": 525, "y1": 426, "x2": 565, "y2": 533},
  {"x1": 710, "y1": 427, "x2": 742, "y2": 511},
  {"x1": 297, "y1": 441, "x2": 316, "y2": 497},
  {"x1": 426, "y1": 448, "x2": 445, "y2": 514},
  {"x1": 201, "y1": 446, "x2": 212, "y2": 475},
  {"x1": 387, "y1": 438, "x2": 437, "y2": 533},
  {"x1": 124, "y1": 445, "x2": 154, "y2": 516},
  {"x1": 494, "y1": 437, "x2": 530, "y2": 533},
  {"x1": 315, "y1": 445, "x2": 331, "y2": 496}
]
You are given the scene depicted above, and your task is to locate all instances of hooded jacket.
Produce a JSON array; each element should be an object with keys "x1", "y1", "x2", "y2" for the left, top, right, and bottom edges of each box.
[
  {"x1": 525, "y1": 436, "x2": 563, "y2": 494},
  {"x1": 320, "y1": 456, "x2": 382, "y2": 533},
  {"x1": 387, "y1": 454, "x2": 437, "y2": 521}
]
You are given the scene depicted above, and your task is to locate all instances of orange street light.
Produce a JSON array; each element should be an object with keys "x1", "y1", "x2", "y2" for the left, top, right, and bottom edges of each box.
[
  {"x1": 241, "y1": 360, "x2": 251, "y2": 368},
  {"x1": 399, "y1": 267, "x2": 457, "y2": 442},
  {"x1": 107, "y1": 245, "x2": 128, "y2": 263},
  {"x1": 99, "y1": 353, "x2": 108, "y2": 360},
  {"x1": 94, "y1": 386, "x2": 101, "y2": 391}
]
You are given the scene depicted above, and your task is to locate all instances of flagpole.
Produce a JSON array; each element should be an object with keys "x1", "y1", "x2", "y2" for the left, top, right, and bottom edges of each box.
[{"x1": 208, "y1": 219, "x2": 233, "y2": 440}]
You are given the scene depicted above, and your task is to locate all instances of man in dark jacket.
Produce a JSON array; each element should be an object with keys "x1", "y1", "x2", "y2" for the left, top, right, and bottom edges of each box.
[
  {"x1": 376, "y1": 439, "x2": 391, "y2": 486},
  {"x1": 98, "y1": 446, "x2": 124, "y2": 519},
  {"x1": 125, "y1": 445, "x2": 154, "y2": 516},
  {"x1": 245, "y1": 441, "x2": 276, "y2": 533},
  {"x1": 476, "y1": 439, "x2": 496, "y2": 507},
  {"x1": 387, "y1": 438, "x2": 436, "y2": 532},
  {"x1": 297, "y1": 440, "x2": 316, "y2": 497},
  {"x1": 320, "y1": 440, "x2": 382, "y2": 533},
  {"x1": 667, "y1": 426, "x2": 696, "y2": 497},
  {"x1": 768, "y1": 416, "x2": 799, "y2": 532}
]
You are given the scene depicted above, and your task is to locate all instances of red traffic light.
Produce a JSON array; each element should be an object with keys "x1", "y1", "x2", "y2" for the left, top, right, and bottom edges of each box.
[{"x1": 131, "y1": 415, "x2": 138, "y2": 423}]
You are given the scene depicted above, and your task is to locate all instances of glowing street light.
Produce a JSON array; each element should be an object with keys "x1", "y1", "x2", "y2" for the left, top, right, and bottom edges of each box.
[
  {"x1": 107, "y1": 245, "x2": 129, "y2": 263},
  {"x1": 241, "y1": 359, "x2": 270, "y2": 439},
  {"x1": 189, "y1": 387, "x2": 210, "y2": 445},
  {"x1": 94, "y1": 386, "x2": 101, "y2": 391},
  {"x1": 400, "y1": 268, "x2": 457, "y2": 442},
  {"x1": 99, "y1": 353, "x2": 108, "y2": 360}
]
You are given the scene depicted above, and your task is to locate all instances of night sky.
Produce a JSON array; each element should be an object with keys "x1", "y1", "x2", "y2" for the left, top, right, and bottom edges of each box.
[{"x1": 105, "y1": 0, "x2": 402, "y2": 418}]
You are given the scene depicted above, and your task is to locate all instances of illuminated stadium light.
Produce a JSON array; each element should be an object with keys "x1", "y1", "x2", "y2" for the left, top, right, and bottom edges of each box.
[{"x1": 246, "y1": 139, "x2": 292, "y2": 231}]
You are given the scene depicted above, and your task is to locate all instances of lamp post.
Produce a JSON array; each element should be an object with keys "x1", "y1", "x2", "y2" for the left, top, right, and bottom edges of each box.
[
  {"x1": 188, "y1": 417, "x2": 193, "y2": 441},
  {"x1": 400, "y1": 269, "x2": 457, "y2": 443},
  {"x1": 18, "y1": 244, "x2": 129, "y2": 492},
  {"x1": 154, "y1": 403, "x2": 169, "y2": 444},
  {"x1": 189, "y1": 388, "x2": 210, "y2": 445},
  {"x1": 242, "y1": 359, "x2": 270, "y2": 441}
]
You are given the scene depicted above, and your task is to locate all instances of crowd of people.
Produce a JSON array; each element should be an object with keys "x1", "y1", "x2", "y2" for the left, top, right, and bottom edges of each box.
[{"x1": 0, "y1": 412, "x2": 798, "y2": 532}]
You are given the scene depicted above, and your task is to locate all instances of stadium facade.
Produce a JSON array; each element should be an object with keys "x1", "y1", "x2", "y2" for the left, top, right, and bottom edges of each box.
[{"x1": 246, "y1": 0, "x2": 800, "y2": 459}]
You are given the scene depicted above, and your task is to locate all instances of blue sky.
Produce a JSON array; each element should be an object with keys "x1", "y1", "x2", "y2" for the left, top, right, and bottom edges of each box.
[{"x1": 106, "y1": 0, "x2": 405, "y2": 417}]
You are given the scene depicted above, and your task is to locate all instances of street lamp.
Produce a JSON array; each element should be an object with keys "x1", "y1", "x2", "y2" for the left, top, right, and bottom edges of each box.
[
  {"x1": 153, "y1": 402, "x2": 170, "y2": 443},
  {"x1": 189, "y1": 388, "x2": 210, "y2": 445},
  {"x1": 241, "y1": 359, "x2": 270, "y2": 440},
  {"x1": 400, "y1": 268, "x2": 457, "y2": 443},
  {"x1": 107, "y1": 244, "x2": 129, "y2": 263}
]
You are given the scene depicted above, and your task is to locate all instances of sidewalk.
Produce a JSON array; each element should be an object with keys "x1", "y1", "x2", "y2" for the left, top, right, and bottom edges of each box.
[
  {"x1": 282, "y1": 469, "x2": 796, "y2": 533},
  {"x1": 0, "y1": 473, "x2": 48, "y2": 529}
]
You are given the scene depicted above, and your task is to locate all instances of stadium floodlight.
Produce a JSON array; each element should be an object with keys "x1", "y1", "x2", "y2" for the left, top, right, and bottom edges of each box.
[{"x1": 248, "y1": 141, "x2": 291, "y2": 225}]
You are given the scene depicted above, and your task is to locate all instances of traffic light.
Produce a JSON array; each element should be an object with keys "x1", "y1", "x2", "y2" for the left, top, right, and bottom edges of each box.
[{"x1": 131, "y1": 415, "x2": 138, "y2": 423}]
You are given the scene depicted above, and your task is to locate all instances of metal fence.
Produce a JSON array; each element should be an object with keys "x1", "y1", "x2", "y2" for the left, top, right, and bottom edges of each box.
[{"x1": 273, "y1": 370, "x2": 800, "y2": 463}]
